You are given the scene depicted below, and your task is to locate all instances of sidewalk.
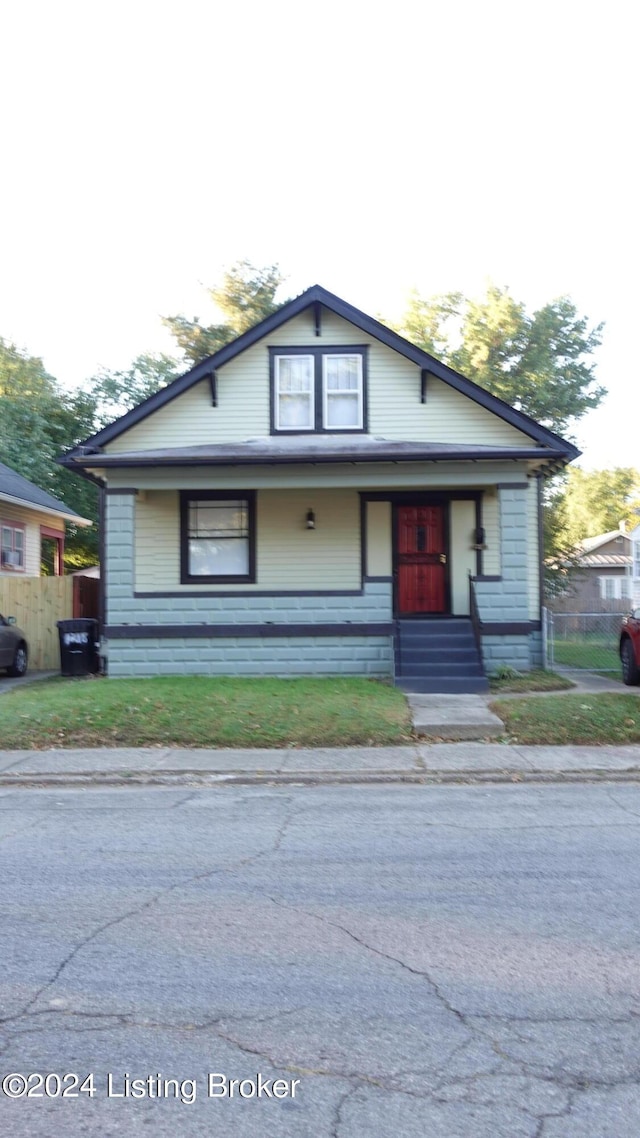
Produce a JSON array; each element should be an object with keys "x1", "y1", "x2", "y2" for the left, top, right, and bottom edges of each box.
[{"x1": 2, "y1": 741, "x2": 640, "y2": 786}]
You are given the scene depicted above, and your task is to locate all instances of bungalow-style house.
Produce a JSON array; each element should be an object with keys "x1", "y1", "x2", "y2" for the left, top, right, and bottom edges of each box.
[
  {"x1": 549, "y1": 524, "x2": 640, "y2": 614},
  {"x1": 0, "y1": 461, "x2": 91, "y2": 576},
  {"x1": 60, "y1": 286, "x2": 579, "y2": 691}
]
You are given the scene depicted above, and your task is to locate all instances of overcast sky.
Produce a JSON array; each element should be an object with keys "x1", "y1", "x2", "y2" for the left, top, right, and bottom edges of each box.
[{"x1": 0, "y1": 0, "x2": 636, "y2": 469}]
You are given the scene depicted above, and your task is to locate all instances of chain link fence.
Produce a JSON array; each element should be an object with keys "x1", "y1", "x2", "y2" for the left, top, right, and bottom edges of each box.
[{"x1": 545, "y1": 610, "x2": 623, "y2": 673}]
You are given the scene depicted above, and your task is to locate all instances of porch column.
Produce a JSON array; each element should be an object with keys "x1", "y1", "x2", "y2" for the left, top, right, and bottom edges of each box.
[
  {"x1": 497, "y1": 483, "x2": 529, "y2": 621},
  {"x1": 105, "y1": 491, "x2": 136, "y2": 624}
]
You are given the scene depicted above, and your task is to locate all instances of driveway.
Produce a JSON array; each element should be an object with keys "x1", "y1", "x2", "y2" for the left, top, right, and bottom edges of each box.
[{"x1": 0, "y1": 670, "x2": 57, "y2": 694}]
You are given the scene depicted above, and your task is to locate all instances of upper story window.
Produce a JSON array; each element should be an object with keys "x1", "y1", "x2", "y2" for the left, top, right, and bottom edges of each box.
[
  {"x1": 1, "y1": 523, "x2": 25, "y2": 571},
  {"x1": 634, "y1": 541, "x2": 640, "y2": 578},
  {"x1": 270, "y1": 346, "x2": 367, "y2": 433}
]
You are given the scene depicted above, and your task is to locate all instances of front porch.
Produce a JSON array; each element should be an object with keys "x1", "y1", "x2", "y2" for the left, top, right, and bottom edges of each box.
[{"x1": 101, "y1": 469, "x2": 542, "y2": 684}]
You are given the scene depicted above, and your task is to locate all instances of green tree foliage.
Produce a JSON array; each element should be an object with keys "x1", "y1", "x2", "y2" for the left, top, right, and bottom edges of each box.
[
  {"x1": 90, "y1": 353, "x2": 180, "y2": 430},
  {"x1": 542, "y1": 466, "x2": 640, "y2": 596},
  {"x1": 397, "y1": 284, "x2": 605, "y2": 436},
  {"x1": 163, "y1": 260, "x2": 287, "y2": 365},
  {"x1": 0, "y1": 337, "x2": 99, "y2": 568},
  {"x1": 560, "y1": 467, "x2": 640, "y2": 545}
]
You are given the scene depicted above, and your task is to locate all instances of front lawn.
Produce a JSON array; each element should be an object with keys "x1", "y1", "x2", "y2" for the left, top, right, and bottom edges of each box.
[
  {"x1": 491, "y1": 693, "x2": 640, "y2": 745},
  {"x1": 0, "y1": 675, "x2": 412, "y2": 749},
  {"x1": 552, "y1": 640, "x2": 620, "y2": 673}
]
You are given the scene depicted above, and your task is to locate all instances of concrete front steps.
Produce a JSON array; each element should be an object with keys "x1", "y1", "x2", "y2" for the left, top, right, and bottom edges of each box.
[{"x1": 395, "y1": 617, "x2": 489, "y2": 694}]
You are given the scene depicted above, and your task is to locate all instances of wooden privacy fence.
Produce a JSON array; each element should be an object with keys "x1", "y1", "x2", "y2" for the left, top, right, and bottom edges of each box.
[{"x1": 0, "y1": 577, "x2": 73, "y2": 670}]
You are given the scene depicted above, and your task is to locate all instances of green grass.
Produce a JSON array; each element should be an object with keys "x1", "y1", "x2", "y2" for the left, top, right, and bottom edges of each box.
[
  {"x1": 0, "y1": 675, "x2": 412, "y2": 750},
  {"x1": 553, "y1": 640, "x2": 620, "y2": 672},
  {"x1": 491, "y1": 693, "x2": 640, "y2": 745},
  {"x1": 488, "y1": 669, "x2": 574, "y2": 694}
]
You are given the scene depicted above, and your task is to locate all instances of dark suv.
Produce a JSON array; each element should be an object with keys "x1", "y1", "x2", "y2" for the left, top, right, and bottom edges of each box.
[
  {"x1": 0, "y1": 614, "x2": 28, "y2": 677},
  {"x1": 620, "y1": 610, "x2": 640, "y2": 685}
]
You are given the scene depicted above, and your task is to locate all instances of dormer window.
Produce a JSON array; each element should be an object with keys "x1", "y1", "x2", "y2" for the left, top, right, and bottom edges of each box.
[{"x1": 270, "y1": 346, "x2": 367, "y2": 433}]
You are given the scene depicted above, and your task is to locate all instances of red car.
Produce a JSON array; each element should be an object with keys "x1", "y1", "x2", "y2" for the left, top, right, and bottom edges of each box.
[{"x1": 620, "y1": 611, "x2": 640, "y2": 685}]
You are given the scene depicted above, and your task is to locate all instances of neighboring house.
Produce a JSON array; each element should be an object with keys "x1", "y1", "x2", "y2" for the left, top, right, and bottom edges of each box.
[
  {"x1": 0, "y1": 461, "x2": 91, "y2": 577},
  {"x1": 549, "y1": 525, "x2": 640, "y2": 614},
  {"x1": 60, "y1": 285, "x2": 579, "y2": 690}
]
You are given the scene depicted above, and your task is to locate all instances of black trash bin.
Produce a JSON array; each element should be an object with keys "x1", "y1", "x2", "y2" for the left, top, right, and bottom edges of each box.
[{"x1": 57, "y1": 619, "x2": 99, "y2": 677}]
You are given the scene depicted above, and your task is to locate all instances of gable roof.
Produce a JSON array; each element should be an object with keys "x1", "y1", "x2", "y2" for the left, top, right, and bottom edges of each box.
[
  {"x1": 579, "y1": 528, "x2": 630, "y2": 554},
  {"x1": 62, "y1": 285, "x2": 581, "y2": 464},
  {"x1": 0, "y1": 461, "x2": 91, "y2": 525}
]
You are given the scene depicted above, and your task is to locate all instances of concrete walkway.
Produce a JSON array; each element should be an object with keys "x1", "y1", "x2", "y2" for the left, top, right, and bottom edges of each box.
[{"x1": 404, "y1": 670, "x2": 634, "y2": 740}]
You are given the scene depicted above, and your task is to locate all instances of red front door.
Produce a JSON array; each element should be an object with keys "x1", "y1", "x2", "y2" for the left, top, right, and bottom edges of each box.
[{"x1": 396, "y1": 505, "x2": 447, "y2": 615}]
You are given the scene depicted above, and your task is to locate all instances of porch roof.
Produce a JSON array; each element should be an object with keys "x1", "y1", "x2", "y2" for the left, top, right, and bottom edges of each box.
[{"x1": 62, "y1": 434, "x2": 570, "y2": 475}]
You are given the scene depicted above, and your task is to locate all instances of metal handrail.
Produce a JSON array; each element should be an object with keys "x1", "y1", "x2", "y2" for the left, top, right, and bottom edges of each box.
[{"x1": 468, "y1": 574, "x2": 483, "y2": 657}]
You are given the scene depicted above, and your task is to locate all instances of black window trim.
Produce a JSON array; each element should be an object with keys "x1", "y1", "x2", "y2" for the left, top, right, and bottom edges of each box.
[
  {"x1": 179, "y1": 490, "x2": 257, "y2": 585},
  {"x1": 269, "y1": 344, "x2": 368, "y2": 435}
]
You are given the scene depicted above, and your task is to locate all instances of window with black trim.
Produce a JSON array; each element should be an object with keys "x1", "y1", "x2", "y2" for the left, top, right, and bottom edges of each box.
[
  {"x1": 1, "y1": 522, "x2": 25, "y2": 571},
  {"x1": 180, "y1": 492, "x2": 256, "y2": 584},
  {"x1": 270, "y1": 345, "x2": 367, "y2": 433}
]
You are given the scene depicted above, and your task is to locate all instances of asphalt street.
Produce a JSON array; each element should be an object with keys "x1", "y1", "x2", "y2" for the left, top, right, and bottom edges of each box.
[{"x1": 1, "y1": 782, "x2": 639, "y2": 1136}]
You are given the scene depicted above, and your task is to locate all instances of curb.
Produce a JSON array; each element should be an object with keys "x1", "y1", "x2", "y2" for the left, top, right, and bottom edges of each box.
[{"x1": 3, "y1": 769, "x2": 640, "y2": 788}]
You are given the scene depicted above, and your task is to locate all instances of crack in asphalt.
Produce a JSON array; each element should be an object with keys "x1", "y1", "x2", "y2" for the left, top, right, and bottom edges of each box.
[
  {"x1": 0, "y1": 797, "x2": 297, "y2": 1028},
  {"x1": 264, "y1": 892, "x2": 470, "y2": 1027},
  {"x1": 604, "y1": 786, "x2": 640, "y2": 821},
  {"x1": 533, "y1": 1088, "x2": 578, "y2": 1136}
]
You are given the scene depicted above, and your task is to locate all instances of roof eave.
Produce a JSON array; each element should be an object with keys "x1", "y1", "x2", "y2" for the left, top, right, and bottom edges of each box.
[
  {"x1": 62, "y1": 447, "x2": 572, "y2": 474},
  {"x1": 0, "y1": 490, "x2": 93, "y2": 526}
]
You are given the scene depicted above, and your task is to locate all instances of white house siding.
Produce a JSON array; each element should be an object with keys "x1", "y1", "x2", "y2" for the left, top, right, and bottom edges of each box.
[
  {"x1": 450, "y1": 501, "x2": 476, "y2": 615},
  {"x1": 134, "y1": 488, "x2": 361, "y2": 593},
  {"x1": 366, "y1": 502, "x2": 392, "y2": 577},
  {"x1": 0, "y1": 502, "x2": 60, "y2": 577},
  {"x1": 103, "y1": 309, "x2": 536, "y2": 455}
]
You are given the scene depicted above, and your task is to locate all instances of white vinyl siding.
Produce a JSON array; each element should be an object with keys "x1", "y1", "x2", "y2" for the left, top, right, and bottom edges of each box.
[
  {"x1": 450, "y1": 501, "x2": 476, "y2": 615},
  {"x1": 365, "y1": 502, "x2": 392, "y2": 577},
  {"x1": 103, "y1": 309, "x2": 537, "y2": 455},
  {"x1": 135, "y1": 488, "x2": 361, "y2": 592}
]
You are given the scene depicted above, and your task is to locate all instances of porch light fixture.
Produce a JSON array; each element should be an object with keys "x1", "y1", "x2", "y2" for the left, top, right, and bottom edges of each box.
[
  {"x1": 306, "y1": 509, "x2": 316, "y2": 530},
  {"x1": 472, "y1": 526, "x2": 487, "y2": 551}
]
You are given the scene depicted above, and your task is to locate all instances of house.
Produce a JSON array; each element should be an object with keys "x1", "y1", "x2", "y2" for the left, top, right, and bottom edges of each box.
[
  {"x1": 0, "y1": 461, "x2": 91, "y2": 577},
  {"x1": 60, "y1": 285, "x2": 579, "y2": 690},
  {"x1": 548, "y1": 524, "x2": 640, "y2": 614}
]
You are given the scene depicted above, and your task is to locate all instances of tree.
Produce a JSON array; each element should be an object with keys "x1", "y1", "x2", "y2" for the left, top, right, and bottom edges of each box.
[
  {"x1": 559, "y1": 467, "x2": 640, "y2": 546},
  {"x1": 542, "y1": 466, "x2": 640, "y2": 597},
  {"x1": 90, "y1": 353, "x2": 181, "y2": 430},
  {"x1": 396, "y1": 283, "x2": 605, "y2": 437},
  {"x1": 0, "y1": 337, "x2": 99, "y2": 568},
  {"x1": 163, "y1": 260, "x2": 287, "y2": 366}
]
